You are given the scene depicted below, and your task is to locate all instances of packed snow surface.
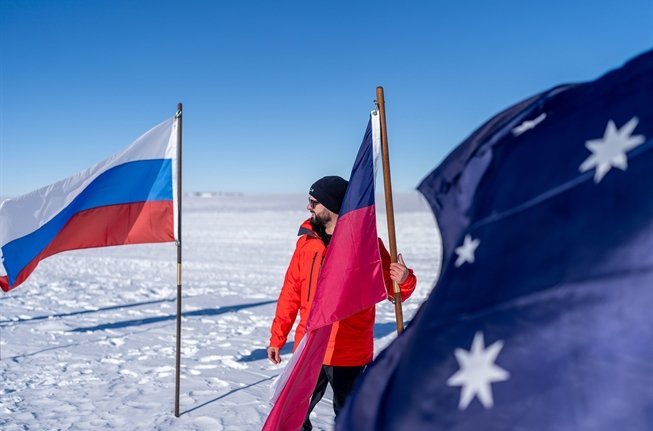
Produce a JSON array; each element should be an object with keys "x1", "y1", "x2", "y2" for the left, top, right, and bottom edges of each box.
[{"x1": 0, "y1": 193, "x2": 441, "y2": 430}]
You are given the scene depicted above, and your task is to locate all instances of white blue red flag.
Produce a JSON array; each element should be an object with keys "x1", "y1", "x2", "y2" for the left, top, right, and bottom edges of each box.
[
  {"x1": 263, "y1": 112, "x2": 386, "y2": 431},
  {"x1": 0, "y1": 117, "x2": 179, "y2": 292},
  {"x1": 337, "y1": 50, "x2": 653, "y2": 430}
]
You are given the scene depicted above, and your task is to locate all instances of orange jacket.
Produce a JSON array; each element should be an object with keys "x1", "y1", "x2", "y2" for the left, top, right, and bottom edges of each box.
[{"x1": 269, "y1": 219, "x2": 417, "y2": 366}]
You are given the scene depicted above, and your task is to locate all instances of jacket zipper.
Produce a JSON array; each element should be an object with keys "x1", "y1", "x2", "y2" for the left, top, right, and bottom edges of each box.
[{"x1": 307, "y1": 252, "x2": 318, "y2": 303}]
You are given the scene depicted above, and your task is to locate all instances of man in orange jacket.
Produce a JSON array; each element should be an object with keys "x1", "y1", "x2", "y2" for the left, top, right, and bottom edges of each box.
[{"x1": 267, "y1": 176, "x2": 417, "y2": 430}]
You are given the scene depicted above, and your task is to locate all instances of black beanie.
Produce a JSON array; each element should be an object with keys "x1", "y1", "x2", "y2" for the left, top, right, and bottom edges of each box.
[{"x1": 309, "y1": 176, "x2": 348, "y2": 214}]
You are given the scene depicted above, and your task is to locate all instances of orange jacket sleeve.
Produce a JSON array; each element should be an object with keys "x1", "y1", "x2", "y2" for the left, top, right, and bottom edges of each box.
[
  {"x1": 269, "y1": 238, "x2": 303, "y2": 348},
  {"x1": 379, "y1": 238, "x2": 417, "y2": 302}
]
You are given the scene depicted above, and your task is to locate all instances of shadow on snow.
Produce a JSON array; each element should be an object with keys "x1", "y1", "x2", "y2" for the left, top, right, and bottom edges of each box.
[
  {"x1": 69, "y1": 300, "x2": 276, "y2": 332},
  {"x1": 181, "y1": 374, "x2": 278, "y2": 416},
  {"x1": 0, "y1": 297, "x2": 177, "y2": 326}
]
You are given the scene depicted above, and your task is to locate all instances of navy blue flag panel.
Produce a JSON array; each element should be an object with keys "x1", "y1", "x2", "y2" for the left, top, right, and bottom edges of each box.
[{"x1": 337, "y1": 50, "x2": 653, "y2": 430}]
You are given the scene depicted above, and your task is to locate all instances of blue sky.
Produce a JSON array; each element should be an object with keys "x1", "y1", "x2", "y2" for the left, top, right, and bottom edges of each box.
[{"x1": 1, "y1": 1, "x2": 651, "y2": 197}]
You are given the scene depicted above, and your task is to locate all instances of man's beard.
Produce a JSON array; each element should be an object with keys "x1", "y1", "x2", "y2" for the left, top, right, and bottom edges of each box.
[{"x1": 310, "y1": 211, "x2": 330, "y2": 228}]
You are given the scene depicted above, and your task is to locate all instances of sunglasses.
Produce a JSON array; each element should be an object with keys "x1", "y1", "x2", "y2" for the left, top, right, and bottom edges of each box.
[{"x1": 308, "y1": 198, "x2": 320, "y2": 209}]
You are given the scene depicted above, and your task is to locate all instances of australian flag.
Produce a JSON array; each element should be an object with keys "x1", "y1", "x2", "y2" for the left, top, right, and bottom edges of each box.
[{"x1": 337, "y1": 49, "x2": 653, "y2": 430}]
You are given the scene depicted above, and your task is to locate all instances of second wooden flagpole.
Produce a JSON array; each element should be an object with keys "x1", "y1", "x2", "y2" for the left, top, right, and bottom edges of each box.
[{"x1": 376, "y1": 87, "x2": 404, "y2": 335}]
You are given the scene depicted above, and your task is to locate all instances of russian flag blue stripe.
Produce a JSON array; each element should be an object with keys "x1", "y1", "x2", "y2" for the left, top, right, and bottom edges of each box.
[{"x1": 2, "y1": 159, "x2": 172, "y2": 285}]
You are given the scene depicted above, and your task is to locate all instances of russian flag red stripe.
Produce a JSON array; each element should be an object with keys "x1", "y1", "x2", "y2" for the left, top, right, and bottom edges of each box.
[{"x1": 1, "y1": 201, "x2": 174, "y2": 292}]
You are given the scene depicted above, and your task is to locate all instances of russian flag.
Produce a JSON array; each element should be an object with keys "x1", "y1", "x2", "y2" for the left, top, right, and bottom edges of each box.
[
  {"x1": 0, "y1": 117, "x2": 179, "y2": 292},
  {"x1": 263, "y1": 112, "x2": 387, "y2": 431}
]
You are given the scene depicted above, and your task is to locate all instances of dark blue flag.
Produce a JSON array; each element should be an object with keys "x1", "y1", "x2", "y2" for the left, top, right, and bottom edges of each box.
[{"x1": 337, "y1": 50, "x2": 653, "y2": 430}]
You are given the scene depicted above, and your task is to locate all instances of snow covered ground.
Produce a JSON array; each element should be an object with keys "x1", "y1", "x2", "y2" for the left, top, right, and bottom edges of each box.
[{"x1": 0, "y1": 192, "x2": 441, "y2": 430}]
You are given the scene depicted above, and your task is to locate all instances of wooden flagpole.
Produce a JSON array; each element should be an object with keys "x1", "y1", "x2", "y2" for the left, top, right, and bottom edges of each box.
[
  {"x1": 376, "y1": 87, "x2": 404, "y2": 335},
  {"x1": 174, "y1": 103, "x2": 183, "y2": 417}
]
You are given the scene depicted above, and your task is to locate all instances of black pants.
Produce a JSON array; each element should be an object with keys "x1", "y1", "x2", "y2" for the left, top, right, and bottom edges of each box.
[{"x1": 302, "y1": 365, "x2": 365, "y2": 431}]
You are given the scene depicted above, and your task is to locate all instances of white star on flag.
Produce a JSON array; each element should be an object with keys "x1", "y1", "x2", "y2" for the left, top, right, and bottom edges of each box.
[
  {"x1": 512, "y1": 112, "x2": 547, "y2": 136},
  {"x1": 579, "y1": 117, "x2": 646, "y2": 183},
  {"x1": 447, "y1": 331, "x2": 510, "y2": 410},
  {"x1": 454, "y1": 234, "x2": 480, "y2": 267}
]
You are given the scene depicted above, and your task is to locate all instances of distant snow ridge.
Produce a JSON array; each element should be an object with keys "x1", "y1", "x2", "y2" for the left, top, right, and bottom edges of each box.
[
  {"x1": 187, "y1": 192, "x2": 244, "y2": 198},
  {"x1": 181, "y1": 191, "x2": 433, "y2": 213}
]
